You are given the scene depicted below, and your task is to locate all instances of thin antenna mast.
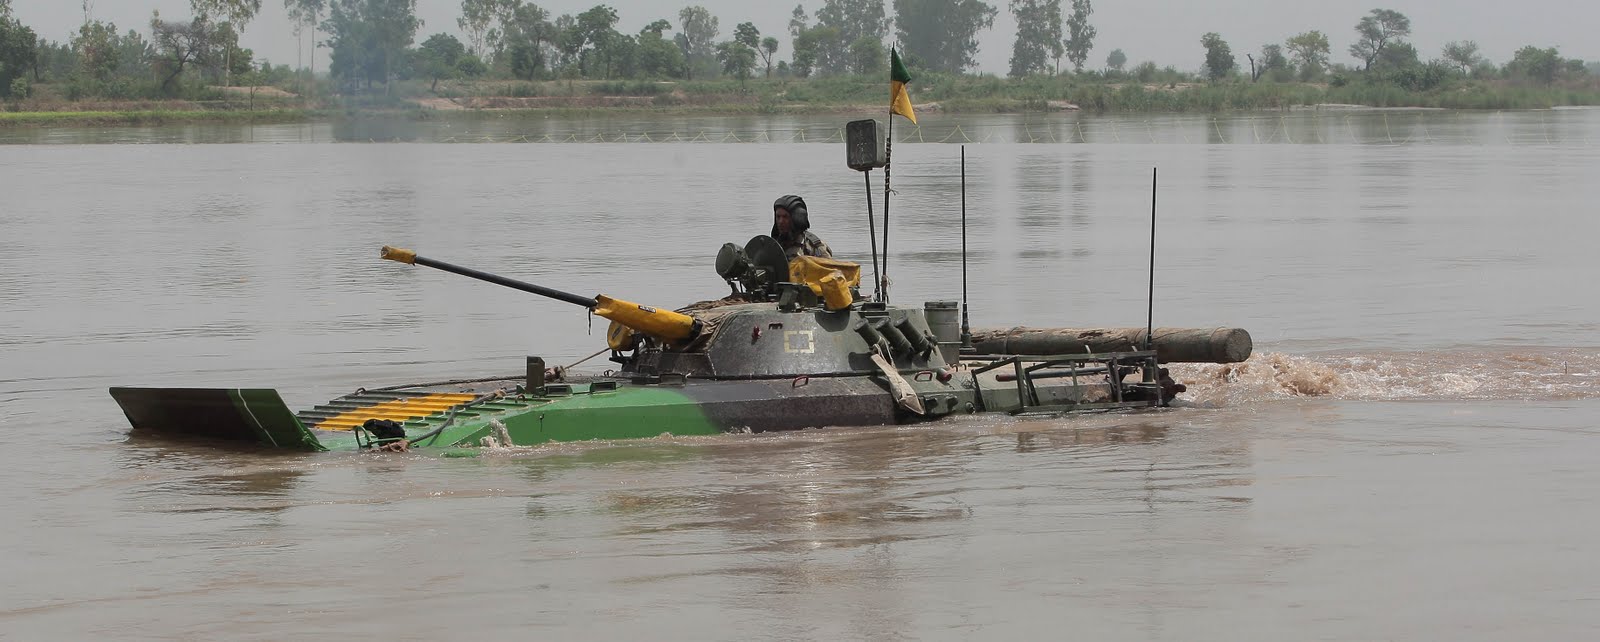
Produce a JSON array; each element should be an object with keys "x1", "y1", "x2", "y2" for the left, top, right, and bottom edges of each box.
[
  {"x1": 1146, "y1": 167, "x2": 1164, "y2": 407},
  {"x1": 960, "y1": 145, "x2": 972, "y2": 350},
  {"x1": 864, "y1": 171, "x2": 881, "y2": 302},
  {"x1": 1146, "y1": 167, "x2": 1157, "y2": 351}
]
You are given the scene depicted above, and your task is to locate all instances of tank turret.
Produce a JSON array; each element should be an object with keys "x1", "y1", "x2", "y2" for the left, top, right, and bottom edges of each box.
[{"x1": 598, "y1": 235, "x2": 937, "y2": 380}]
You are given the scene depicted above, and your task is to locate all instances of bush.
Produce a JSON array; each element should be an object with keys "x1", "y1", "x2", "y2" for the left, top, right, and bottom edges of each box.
[{"x1": 593, "y1": 80, "x2": 666, "y2": 96}]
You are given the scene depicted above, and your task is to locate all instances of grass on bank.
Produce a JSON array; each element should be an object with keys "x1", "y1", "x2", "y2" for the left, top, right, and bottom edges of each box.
[
  {"x1": 5, "y1": 74, "x2": 1598, "y2": 126},
  {"x1": 0, "y1": 109, "x2": 316, "y2": 126}
]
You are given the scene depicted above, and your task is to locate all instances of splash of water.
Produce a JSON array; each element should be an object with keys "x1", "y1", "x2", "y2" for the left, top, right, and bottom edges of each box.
[{"x1": 1170, "y1": 348, "x2": 1599, "y2": 406}]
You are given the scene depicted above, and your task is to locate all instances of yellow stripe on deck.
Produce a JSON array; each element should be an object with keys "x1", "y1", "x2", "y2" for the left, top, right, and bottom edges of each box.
[{"x1": 313, "y1": 393, "x2": 478, "y2": 431}]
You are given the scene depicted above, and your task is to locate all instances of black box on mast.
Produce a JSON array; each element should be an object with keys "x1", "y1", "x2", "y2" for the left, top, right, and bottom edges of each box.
[{"x1": 845, "y1": 119, "x2": 887, "y2": 171}]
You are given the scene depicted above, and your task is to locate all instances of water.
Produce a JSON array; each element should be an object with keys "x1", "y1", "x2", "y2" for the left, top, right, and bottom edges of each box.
[{"x1": 2, "y1": 111, "x2": 1597, "y2": 639}]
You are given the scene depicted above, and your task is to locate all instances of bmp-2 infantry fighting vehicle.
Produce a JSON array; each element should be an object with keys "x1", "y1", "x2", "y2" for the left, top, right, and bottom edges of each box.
[{"x1": 110, "y1": 124, "x2": 1251, "y2": 453}]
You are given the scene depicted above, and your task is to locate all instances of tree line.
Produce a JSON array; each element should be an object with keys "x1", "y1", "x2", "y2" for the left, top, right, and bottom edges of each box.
[
  {"x1": 0, "y1": 0, "x2": 1592, "y2": 102},
  {"x1": 1182, "y1": 9, "x2": 1591, "y2": 91}
]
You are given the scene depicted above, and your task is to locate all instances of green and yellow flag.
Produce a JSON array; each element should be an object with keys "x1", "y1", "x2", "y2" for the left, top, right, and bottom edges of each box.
[{"x1": 890, "y1": 47, "x2": 916, "y2": 124}]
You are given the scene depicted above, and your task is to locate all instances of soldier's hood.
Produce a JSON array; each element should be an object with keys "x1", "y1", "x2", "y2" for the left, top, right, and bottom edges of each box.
[{"x1": 771, "y1": 195, "x2": 810, "y2": 240}]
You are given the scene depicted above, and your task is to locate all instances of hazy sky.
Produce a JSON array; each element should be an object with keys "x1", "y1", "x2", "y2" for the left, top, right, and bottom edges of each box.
[{"x1": 12, "y1": 0, "x2": 1594, "y2": 75}]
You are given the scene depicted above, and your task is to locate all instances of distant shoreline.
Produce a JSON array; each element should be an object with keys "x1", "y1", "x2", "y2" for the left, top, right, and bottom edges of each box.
[{"x1": 5, "y1": 78, "x2": 1597, "y2": 128}]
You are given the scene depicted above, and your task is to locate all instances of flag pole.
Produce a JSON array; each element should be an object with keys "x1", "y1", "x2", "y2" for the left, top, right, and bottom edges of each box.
[
  {"x1": 883, "y1": 46, "x2": 915, "y2": 305},
  {"x1": 882, "y1": 112, "x2": 893, "y2": 304}
]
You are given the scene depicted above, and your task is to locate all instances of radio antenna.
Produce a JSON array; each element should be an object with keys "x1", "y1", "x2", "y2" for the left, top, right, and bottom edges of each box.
[
  {"x1": 960, "y1": 145, "x2": 972, "y2": 350},
  {"x1": 1145, "y1": 167, "x2": 1157, "y2": 352},
  {"x1": 863, "y1": 171, "x2": 881, "y2": 302}
]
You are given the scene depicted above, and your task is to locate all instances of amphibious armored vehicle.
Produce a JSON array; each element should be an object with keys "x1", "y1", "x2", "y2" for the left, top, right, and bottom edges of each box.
[
  {"x1": 111, "y1": 125, "x2": 1250, "y2": 452},
  {"x1": 111, "y1": 235, "x2": 1250, "y2": 453}
]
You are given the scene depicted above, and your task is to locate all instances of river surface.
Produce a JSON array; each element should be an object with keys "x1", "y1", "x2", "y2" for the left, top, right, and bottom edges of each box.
[{"x1": 2, "y1": 111, "x2": 1598, "y2": 640}]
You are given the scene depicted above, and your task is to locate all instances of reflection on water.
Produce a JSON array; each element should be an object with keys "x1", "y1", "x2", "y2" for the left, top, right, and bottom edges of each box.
[{"x1": 5, "y1": 109, "x2": 1600, "y2": 146}]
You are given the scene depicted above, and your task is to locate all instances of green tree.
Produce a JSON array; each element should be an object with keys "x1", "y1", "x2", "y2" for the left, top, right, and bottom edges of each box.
[
  {"x1": 1132, "y1": 59, "x2": 1156, "y2": 82},
  {"x1": 150, "y1": 13, "x2": 216, "y2": 92},
  {"x1": 191, "y1": 0, "x2": 263, "y2": 30},
  {"x1": 817, "y1": 0, "x2": 888, "y2": 44},
  {"x1": 72, "y1": 20, "x2": 120, "y2": 82},
  {"x1": 491, "y1": 0, "x2": 524, "y2": 57},
  {"x1": 213, "y1": 23, "x2": 253, "y2": 81},
  {"x1": 505, "y1": 40, "x2": 542, "y2": 78},
  {"x1": 1505, "y1": 45, "x2": 1563, "y2": 83},
  {"x1": 731, "y1": 21, "x2": 762, "y2": 75},
  {"x1": 807, "y1": 0, "x2": 885, "y2": 75},
  {"x1": 790, "y1": 25, "x2": 819, "y2": 76},
  {"x1": 635, "y1": 19, "x2": 683, "y2": 78},
  {"x1": 1104, "y1": 47, "x2": 1125, "y2": 71},
  {"x1": 1248, "y1": 43, "x2": 1286, "y2": 81},
  {"x1": 0, "y1": 13, "x2": 37, "y2": 98},
  {"x1": 191, "y1": 0, "x2": 262, "y2": 84},
  {"x1": 323, "y1": 0, "x2": 421, "y2": 92},
  {"x1": 792, "y1": 24, "x2": 845, "y2": 75},
  {"x1": 1441, "y1": 40, "x2": 1481, "y2": 75},
  {"x1": 117, "y1": 29, "x2": 155, "y2": 79},
  {"x1": 1285, "y1": 30, "x2": 1329, "y2": 80},
  {"x1": 825, "y1": 0, "x2": 889, "y2": 42},
  {"x1": 714, "y1": 38, "x2": 755, "y2": 83},
  {"x1": 1372, "y1": 40, "x2": 1417, "y2": 72},
  {"x1": 324, "y1": 2, "x2": 377, "y2": 88},
  {"x1": 416, "y1": 32, "x2": 463, "y2": 90},
  {"x1": 35, "y1": 39, "x2": 75, "y2": 83},
  {"x1": 1200, "y1": 32, "x2": 1233, "y2": 80},
  {"x1": 285, "y1": 1, "x2": 326, "y2": 47},
  {"x1": 571, "y1": 4, "x2": 619, "y2": 78},
  {"x1": 759, "y1": 36, "x2": 778, "y2": 77},
  {"x1": 788, "y1": 4, "x2": 807, "y2": 39},
  {"x1": 371, "y1": 0, "x2": 422, "y2": 88},
  {"x1": 285, "y1": 0, "x2": 326, "y2": 92},
  {"x1": 456, "y1": 0, "x2": 492, "y2": 58},
  {"x1": 1061, "y1": 0, "x2": 1093, "y2": 72},
  {"x1": 676, "y1": 5, "x2": 718, "y2": 79},
  {"x1": 500, "y1": 2, "x2": 552, "y2": 74},
  {"x1": 1043, "y1": 0, "x2": 1063, "y2": 72},
  {"x1": 1007, "y1": 0, "x2": 1056, "y2": 77},
  {"x1": 459, "y1": 0, "x2": 529, "y2": 65},
  {"x1": 550, "y1": 13, "x2": 579, "y2": 70},
  {"x1": 456, "y1": 53, "x2": 486, "y2": 76},
  {"x1": 734, "y1": 21, "x2": 759, "y2": 50},
  {"x1": 892, "y1": 0, "x2": 997, "y2": 73},
  {"x1": 849, "y1": 34, "x2": 883, "y2": 74},
  {"x1": 1350, "y1": 8, "x2": 1409, "y2": 71}
]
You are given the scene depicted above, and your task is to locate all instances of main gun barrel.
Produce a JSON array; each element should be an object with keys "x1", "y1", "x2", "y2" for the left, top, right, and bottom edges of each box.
[
  {"x1": 381, "y1": 246, "x2": 598, "y2": 308},
  {"x1": 380, "y1": 246, "x2": 699, "y2": 343}
]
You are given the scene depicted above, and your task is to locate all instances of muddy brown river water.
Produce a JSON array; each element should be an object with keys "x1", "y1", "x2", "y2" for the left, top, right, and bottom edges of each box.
[{"x1": 2, "y1": 110, "x2": 1597, "y2": 640}]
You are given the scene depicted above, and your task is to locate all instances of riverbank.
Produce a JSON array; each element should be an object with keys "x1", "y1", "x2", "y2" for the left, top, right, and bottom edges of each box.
[
  {"x1": 0, "y1": 109, "x2": 317, "y2": 127},
  {"x1": 4, "y1": 76, "x2": 1597, "y2": 127}
]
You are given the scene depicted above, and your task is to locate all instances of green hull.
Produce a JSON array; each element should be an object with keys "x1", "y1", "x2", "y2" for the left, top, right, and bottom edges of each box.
[{"x1": 111, "y1": 351, "x2": 1165, "y2": 453}]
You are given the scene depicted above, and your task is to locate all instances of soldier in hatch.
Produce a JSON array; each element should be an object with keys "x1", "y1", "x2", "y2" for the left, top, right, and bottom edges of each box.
[{"x1": 771, "y1": 195, "x2": 833, "y2": 260}]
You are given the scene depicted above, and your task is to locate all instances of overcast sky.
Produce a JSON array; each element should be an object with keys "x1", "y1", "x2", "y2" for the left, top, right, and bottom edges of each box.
[{"x1": 12, "y1": 0, "x2": 1593, "y2": 75}]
